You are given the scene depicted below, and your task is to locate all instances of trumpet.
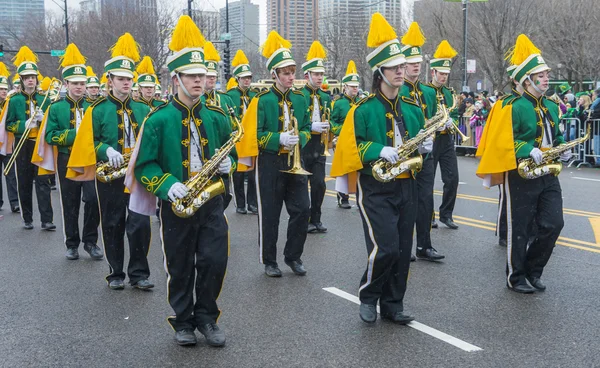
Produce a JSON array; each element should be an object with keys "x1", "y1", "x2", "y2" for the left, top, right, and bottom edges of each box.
[
  {"x1": 440, "y1": 95, "x2": 469, "y2": 141},
  {"x1": 3, "y1": 78, "x2": 62, "y2": 176},
  {"x1": 281, "y1": 109, "x2": 312, "y2": 176},
  {"x1": 320, "y1": 107, "x2": 331, "y2": 157}
]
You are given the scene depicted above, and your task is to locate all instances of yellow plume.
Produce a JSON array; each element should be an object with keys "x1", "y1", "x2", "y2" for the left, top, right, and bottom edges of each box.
[
  {"x1": 508, "y1": 34, "x2": 541, "y2": 66},
  {"x1": 261, "y1": 31, "x2": 292, "y2": 59},
  {"x1": 232, "y1": 50, "x2": 249, "y2": 67},
  {"x1": 0, "y1": 62, "x2": 10, "y2": 77},
  {"x1": 12, "y1": 75, "x2": 20, "y2": 83},
  {"x1": 204, "y1": 41, "x2": 221, "y2": 62},
  {"x1": 110, "y1": 33, "x2": 141, "y2": 62},
  {"x1": 100, "y1": 73, "x2": 107, "y2": 84},
  {"x1": 60, "y1": 43, "x2": 87, "y2": 68},
  {"x1": 136, "y1": 56, "x2": 156, "y2": 75},
  {"x1": 86, "y1": 66, "x2": 96, "y2": 77},
  {"x1": 13, "y1": 46, "x2": 38, "y2": 67},
  {"x1": 38, "y1": 73, "x2": 43, "y2": 82},
  {"x1": 345, "y1": 60, "x2": 357, "y2": 75},
  {"x1": 306, "y1": 41, "x2": 327, "y2": 60},
  {"x1": 169, "y1": 15, "x2": 206, "y2": 52},
  {"x1": 433, "y1": 40, "x2": 458, "y2": 59},
  {"x1": 401, "y1": 22, "x2": 426, "y2": 47},
  {"x1": 367, "y1": 13, "x2": 398, "y2": 48},
  {"x1": 226, "y1": 77, "x2": 238, "y2": 90},
  {"x1": 40, "y1": 77, "x2": 52, "y2": 91},
  {"x1": 132, "y1": 71, "x2": 139, "y2": 82}
]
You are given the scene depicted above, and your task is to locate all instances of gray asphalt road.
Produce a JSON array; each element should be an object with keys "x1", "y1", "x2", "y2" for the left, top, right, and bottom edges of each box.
[{"x1": 1, "y1": 157, "x2": 599, "y2": 368}]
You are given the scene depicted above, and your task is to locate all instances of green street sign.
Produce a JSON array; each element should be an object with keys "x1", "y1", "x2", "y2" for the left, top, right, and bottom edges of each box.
[
  {"x1": 0, "y1": 52, "x2": 4, "y2": 58},
  {"x1": 51, "y1": 49, "x2": 65, "y2": 57}
]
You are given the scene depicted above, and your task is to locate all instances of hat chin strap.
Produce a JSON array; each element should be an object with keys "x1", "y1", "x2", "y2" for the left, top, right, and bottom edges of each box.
[
  {"x1": 307, "y1": 72, "x2": 316, "y2": 88},
  {"x1": 176, "y1": 73, "x2": 199, "y2": 102},
  {"x1": 378, "y1": 67, "x2": 394, "y2": 88},
  {"x1": 526, "y1": 75, "x2": 545, "y2": 95}
]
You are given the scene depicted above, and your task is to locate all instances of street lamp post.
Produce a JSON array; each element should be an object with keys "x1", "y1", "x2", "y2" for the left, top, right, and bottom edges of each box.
[
  {"x1": 64, "y1": 0, "x2": 69, "y2": 46},
  {"x1": 462, "y1": 0, "x2": 468, "y2": 91},
  {"x1": 188, "y1": 0, "x2": 193, "y2": 17}
]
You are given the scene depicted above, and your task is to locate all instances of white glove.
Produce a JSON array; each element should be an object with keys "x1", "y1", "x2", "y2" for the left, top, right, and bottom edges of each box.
[
  {"x1": 218, "y1": 156, "x2": 232, "y2": 174},
  {"x1": 311, "y1": 122, "x2": 329, "y2": 133},
  {"x1": 445, "y1": 118, "x2": 455, "y2": 130},
  {"x1": 279, "y1": 131, "x2": 299, "y2": 147},
  {"x1": 106, "y1": 147, "x2": 124, "y2": 169},
  {"x1": 418, "y1": 132, "x2": 434, "y2": 154},
  {"x1": 168, "y1": 182, "x2": 188, "y2": 202},
  {"x1": 27, "y1": 118, "x2": 39, "y2": 129},
  {"x1": 379, "y1": 146, "x2": 399, "y2": 164},
  {"x1": 34, "y1": 110, "x2": 44, "y2": 123},
  {"x1": 529, "y1": 148, "x2": 543, "y2": 164},
  {"x1": 559, "y1": 148, "x2": 573, "y2": 161}
]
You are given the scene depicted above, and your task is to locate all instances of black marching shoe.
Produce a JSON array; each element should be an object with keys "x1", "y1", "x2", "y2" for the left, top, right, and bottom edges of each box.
[
  {"x1": 439, "y1": 217, "x2": 459, "y2": 230},
  {"x1": 108, "y1": 279, "x2": 125, "y2": 290},
  {"x1": 381, "y1": 311, "x2": 415, "y2": 325},
  {"x1": 83, "y1": 243, "x2": 104, "y2": 260},
  {"x1": 11, "y1": 205, "x2": 20, "y2": 213},
  {"x1": 314, "y1": 222, "x2": 327, "y2": 233},
  {"x1": 175, "y1": 329, "x2": 197, "y2": 346},
  {"x1": 197, "y1": 323, "x2": 226, "y2": 347},
  {"x1": 507, "y1": 283, "x2": 536, "y2": 294},
  {"x1": 307, "y1": 223, "x2": 318, "y2": 233},
  {"x1": 410, "y1": 254, "x2": 416, "y2": 262},
  {"x1": 416, "y1": 248, "x2": 445, "y2": 261},
  {"x1": 498, "y1": 238, "x2": 507, "y2": 247},
  {"x1": 337, "y1": 193, "x2": 352, "y2": 209},
  {"x1": 527, "y1": 276, "x2": 546, "y2": 291},
  {"x1": 23, "y1": 222, "x2": 34, "y2": 230},
  {"x1": 236, "y1": 207, "x2": 247, "y2": 214},
  {"x1": 65, "y1": 248, "x2": 79, "y2": 260},
  {"x1": 265, "y1": 264, "x2": 282, "y2": 277},
  {"x1": 247, "y1": 205, "x2": 258, "y2": 214},
  {"x1": 41, "y1": 222, "x2": 56, "y2": 231},
  {"x1": 132, "y1": 279, "x2": 155, "y2": 290},
  {"x1": 431, "y1": 219, "x2": 438, "y2": 229},
  {"x1": 285, "y1": 260, "x2": 307, "y2": 276},
  {"x1": 359, "y1": 303, "x2": 377, "y2": 323}
]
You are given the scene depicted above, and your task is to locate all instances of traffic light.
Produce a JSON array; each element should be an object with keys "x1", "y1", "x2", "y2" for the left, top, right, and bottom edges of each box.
[
  {"x1": 0, "y1": 44, "x2": 4, "y2": 58},
  {"x1": 223, "y1": 41, "x2": 231, "y2": 80}
]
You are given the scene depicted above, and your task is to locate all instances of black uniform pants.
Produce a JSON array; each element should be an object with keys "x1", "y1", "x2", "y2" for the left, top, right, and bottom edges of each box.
[
  {"x1": 432, "y1": 133, "x2": 458, "y2": 220},
  {"x1": 96, "y1": 177, "x2": 151, "y2": 284},
  {"x1": 255, "y1": 151, "x2": 310, "y2": 267},
  {"x1": 57, "y1": 153, "x2": 100, "y2": 249},
  {"x1": 416, "y1": 156, "x2": 435, "y2": 251},
  {"x1": 357, "y1": 173, "x2": 417, "y2": 315},
  {"x1": 232, "y1": 170, "x2": 257, "y2": 209},
  {"x1": 160, "y1": 196, "x2": 228, "y2": 332},
  {"x1": 504, "y1": 170, "x2": 563, "y2": 287},
  {"x1": 497, "y1": 185, "x2": 507, "y2": 242},
  {"x1": 302, "y1": 135, "x2": 326, "y2": 224},
  {"x1": 0, "y1": 153, "x2": 19, "y2": 209},
  {"x1": 15, "y1": 139, "x2": 53, "y2": 224},
  {"x1": 222, "y1": 176, "x2": 233, "y2": 210}
]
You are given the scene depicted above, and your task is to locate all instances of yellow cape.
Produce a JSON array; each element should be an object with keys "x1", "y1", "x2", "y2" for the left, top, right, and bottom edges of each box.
[
  {"x1": 235, "y1": 97, "x2": 259, "y2": 171},
  {"x1": 330, "y1": 105, "x2": 363, "y2": 177},
  {"x1": 66, "y1": 107, "x2": 97, "y2": 181},
  {"x1": 31, "y1": 109, "x2": 57, "y2": 175}
]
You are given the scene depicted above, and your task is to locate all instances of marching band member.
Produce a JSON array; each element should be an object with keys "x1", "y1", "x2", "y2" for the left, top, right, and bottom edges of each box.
[
  {"x1": 331, "y1": 13, "x2": 431, "y2": 324},
  {"x1": 131, "y1": 15, "x2": 234, "y2": 346},
  {"x1": 237, "y1": 30, "x2": 312, "y2": 277},
  {"x1": 99, "y1": 73, "x2": 108, "y2": 96},
  {"x1": 10, "y1": 76, "x2": 21, "y2": 95},
  {"x1": 0, "y1": 62, "x2": 19, "y2": 214},
  {"x1": 1, "y1": 46, "x2": 54, "y2": 230},
  {"x1": 400, "y1": 22, "x2": 445, "y2": 261},
  {"x1": 36, "y1": 43, "x2": 102, "y2": 260},
  {"x1": 428, "y1": 40, "x2": 460, "y2": 230},
  {"x1": 301, "y1": 41, "x2": 331, "y2": 234},
  {"x1": 131, "y1": 73, "x2": 140, "y2": 101},
  {"x1": 227, "y1": 50, "x2": 258, "y2": 215},
  {"x1": 85, "y1": 66, "x2": 101, "y2": 104},
  {"x1": 477, "y1": 35, "x2": 568, "y2": 293},
  {"x1": 330, "y1": 60, "x2": 361, "y2": 209},
  {"x1": 154, "y1": 84, "x2": 163, "y2": 101},
  {"x1": 136, "y1": 56, "x2": 165, "y2": 109},
  {"x1": 67, "y1": 33, "x2": 153, "y2": 291}
]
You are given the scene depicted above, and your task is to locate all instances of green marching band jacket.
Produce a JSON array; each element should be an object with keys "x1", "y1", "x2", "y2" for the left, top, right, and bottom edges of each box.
[
  {"x1": 45, "y1": 95, "x2": 88, "y2": 154},
  {"x1": 5, "y1": 91, "x2": 51, "y2": 139},
  {"x1": 510, "y1": 90, "x2": 564, "y2": 159},
  {"x1": 401, "y1": 80, "x2": 438, "y2": 120},
  {"x1": 91, "y1": 93, "x2": 150, "y2": 162},
  {"x1": 254, "y1": 85, "x2": 311, "y2": 154},
  {"x1": 300, "y1": 84, "x2": 331, "y2": 137},
  {"x1": 426, "y1": 83, "x2": 460, "y2": 122},
  {"x1": 134, "y1": 96, "x2": 237, "y2": 202},
  {"x1": 226, "y1": 86, "x2": 258, "y2": 118},
  {"x1": 330, "y1": 94, "x2": 359, "y2": 136},
  {"x1": 138, "y1": 97, "x2": 166, "y2": 109}
]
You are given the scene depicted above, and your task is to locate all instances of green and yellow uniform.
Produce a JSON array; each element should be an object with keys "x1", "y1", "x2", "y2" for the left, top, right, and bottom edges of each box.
[{"x1": 330, "y1": 94, "x2": 359, "y2": 136}]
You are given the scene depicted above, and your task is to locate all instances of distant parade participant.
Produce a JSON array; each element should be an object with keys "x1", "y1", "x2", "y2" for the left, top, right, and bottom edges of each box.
[
  {"x1": 136, "y1": 56, "x2": 164, "y2": 109},
  {"x1": 476, "y1": 34, "x2": 569, "y2": 294},
  {"x1": 2, "y1": 46, "x2": 54, "y2": 230},
  {"x1": 331, "y1": 13, "x2": 431, "y2": 324},
  {"x1": 0, "y1": 62, "x2": 19, "y2": 213},
  {"x1": 300, "y1": 40, "x2": 331, "y2": 234},
  {"x1": 227, "y1": 50, "x2": 258, "y2": 215},
  {"x1": 35, "y1": 43, "x2": 102, "y2": 260},
  {"x1": 131, "y1": 73, "x2": 140, "y2": 101},
  {"x1": 67, "y1": 33, "x2": 153, "y2": 291},
  {"x1": 99, "y1": 73, "x2": 108, "y2": 96},
  {"x1": 237, "y1": 30, "x2": 312, "y2": 277},
  {"x1": 131, "y1": 15, "x2": 234, "y2": 347},
  {"x1": 10, "y1": 76, "x2": 21, "y2": 95},
  {"x1": 400, "y1": 22, "x2": 445, "y2": 261},
  {"x1": 154, "y1": 84, "x2": 163, "y2": 100},
  {"x1": 330, "y1": 60, "x2": 360, "y2": 209},
  {"x1": 85, "y1": 66, "x2": 101, "y2": 103},
  {"x1": 428, "y1": 40, "x2": 461, "y2": 230}
]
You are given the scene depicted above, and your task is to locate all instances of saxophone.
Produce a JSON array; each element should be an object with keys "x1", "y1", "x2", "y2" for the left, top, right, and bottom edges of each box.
[
  {"x1": 517, "y1": 122, "x2": 591, "y2": 179},
  {"x1": 96, "y1": 153, "x2": 132, "y2": 183},
  {"x1": 171, "y1": 107, "x2": 244, "y2": 218},
  {"x1": 372, "y1": 93, "x2": 449, "y2": 182}
]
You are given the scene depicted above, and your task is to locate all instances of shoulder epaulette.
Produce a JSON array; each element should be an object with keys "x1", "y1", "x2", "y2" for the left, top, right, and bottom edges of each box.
[
  {"x1": 401, "y1": 96, "x2": 419, "y2": 107},
  {"x1": 255, "y1": 89, "x2": 270, "y2": 99},
  {"x1": 206, "y1": 103, "x2": 226, "y2": 116},
  {"x1": 355, "y1": 94, "x2": 374, "y2": 106},
  {"x1": 505, "y1": 96, "x2": 519, "y2": 106},
  {"x1": 50, "y1": 97, "x2": 65, "y2": 105},
  {"x1": 89, "y1": 96, "x2": 107, "y2": 108},
  {"x1": 145, "y1": 101, "x2": 169, "y2": 119},
  {"x1": 292, "y1": 89, "x2": 304, "y2": 96},
  {"x1": 543, "y1": 96, "x2": 559, "y2": 106}
]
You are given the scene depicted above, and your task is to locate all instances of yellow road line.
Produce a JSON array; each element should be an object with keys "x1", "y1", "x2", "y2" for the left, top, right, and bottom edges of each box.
[{"x1": 589, "y1": 217, "x2": 600, "y2": 245}]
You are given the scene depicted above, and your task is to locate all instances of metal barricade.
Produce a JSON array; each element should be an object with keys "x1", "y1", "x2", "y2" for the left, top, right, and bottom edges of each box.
[
  {"x1": 559, "y1": 117, "x2": 584, "y2": 167},
  {"x1": 453, "y1": 116, "x2": 477, "y2": 155},
  {"x1": 583, "y1": 118, "x2": 600, "y2": 167}
]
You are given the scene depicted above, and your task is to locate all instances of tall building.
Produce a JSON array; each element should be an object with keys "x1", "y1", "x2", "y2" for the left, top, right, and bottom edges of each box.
[
  {"x1": 189, "y1": 9, "x2": 221, "y2": 43},
  {"x1": 371, "y1": 0, "x2": 415, "y2": 31},
  {"x1": 100, "y1": 0, "x2": 157, "y2": 18},
  {"x1": 80, "y1": 0, "x2": 100, "y2": 15},
  {"x1": 0, "y1": 0, "x2": 45, "y2": 40},
  {"x1": 267, "y1": 0, "x2": 317, "y2": 61},
  {"x1": 219, "y1": 0, "x2": 260, "y2": 54}
]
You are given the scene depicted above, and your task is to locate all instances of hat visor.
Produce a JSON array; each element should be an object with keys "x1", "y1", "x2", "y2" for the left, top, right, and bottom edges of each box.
[
  {"x1": 379, "y1": 56, "x2": 407, "y2": 70},
  {"x1": 87, "y1": 83, "x2": 100, "y2": 88},
  {"x1": 206, "y1": 71, "x2": 218, "y2": 77},
  {"x1": 431, "y1": 68, "x2": 451, "y2": 74},
  {"x1": 173, "y1": 66, "x2": 208, "y2": 76},
  {"x1": 65, "y1": 76, "x2": 88, "y2": 83},
  {"x1": 405, "y1": 56, "x2": 423, "y2": 63},
  {"x1": 19, "y1": 71, "x2": 38, "y2": 76},
  {"x1": 138, "y1": 82, "x2": 156, "y2": 87},
  {"x1": 236, "y1": 71, "x2": 252, "y2": 78},
  {"x1": 344, "y1": 82, "x2": 360, "y2": 87},
  {"x1": 305, "y1": 67, "x2": 325, "y2": 74},
  {"x1": 272, "y1": 60, "x2": 296, "y2": 71},
  {"x1": 109, "y1": 71, "x2": 134, "y2": 78},
  {"x1": 529, "y1": 65, "x2": 551, "y2": 76}
]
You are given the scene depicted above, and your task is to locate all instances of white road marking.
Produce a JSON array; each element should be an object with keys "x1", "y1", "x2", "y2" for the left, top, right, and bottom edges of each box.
[
  {"x1": 572, "y1": 176, "x2": 600, "y2": 182},
  {"x1": 323, "y1": 287, "x2": 483, "y2": 353}
]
